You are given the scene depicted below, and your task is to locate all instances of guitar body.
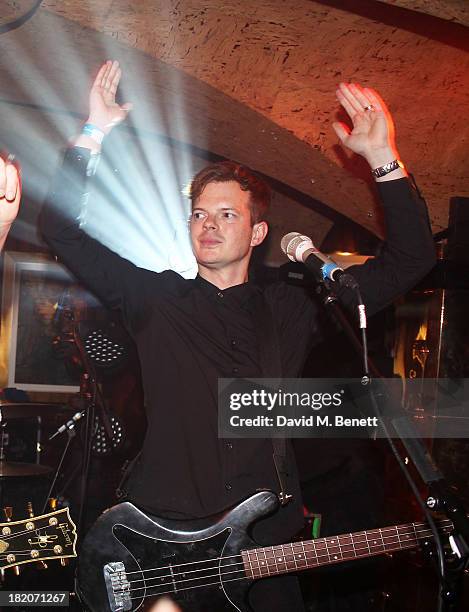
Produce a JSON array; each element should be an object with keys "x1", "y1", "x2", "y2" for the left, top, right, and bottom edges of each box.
[{"x1": 76, "y1": 491, "x2": 279, "y2": 612}]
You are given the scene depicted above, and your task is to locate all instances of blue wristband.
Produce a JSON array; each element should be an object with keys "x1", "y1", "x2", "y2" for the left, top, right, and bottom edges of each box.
[{"x1": 82, "y1": 123, "x2": 105, "y2": 144}]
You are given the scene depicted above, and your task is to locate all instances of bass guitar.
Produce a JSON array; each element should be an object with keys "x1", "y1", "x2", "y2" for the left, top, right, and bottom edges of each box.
[{"x1": 76, "y1": 490, "x2": 451, "y2": 611}]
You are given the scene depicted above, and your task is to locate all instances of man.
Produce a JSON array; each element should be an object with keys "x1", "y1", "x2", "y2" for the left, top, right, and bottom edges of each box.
[
  {"x1": 0, "y1": 153, "x2": 21, "y2": 249},
  {"x1": 41, "y1": 60, "x2": 435, "y2": 610}
]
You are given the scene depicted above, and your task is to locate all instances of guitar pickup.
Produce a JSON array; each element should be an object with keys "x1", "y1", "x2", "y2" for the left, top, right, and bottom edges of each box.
[{"x1": 103, "y1": 561, "x2": 132, "y2": 611}]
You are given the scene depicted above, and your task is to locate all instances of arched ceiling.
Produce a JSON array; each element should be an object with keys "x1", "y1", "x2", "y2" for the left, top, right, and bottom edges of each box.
[
  {"x1": 376, "y1": 0, "x2": 469, "y2": 26},
  {"x1": 0, "y1": 0, "x2": 468, "y2": 261}
]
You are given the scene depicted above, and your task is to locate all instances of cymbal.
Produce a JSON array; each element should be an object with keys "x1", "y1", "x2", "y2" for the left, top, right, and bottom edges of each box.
[
  {"x1": 0, "y1": 402, "x2": 73, "y2": 420},
  {"x1": 0, "y1": 461, "x2": 53, "y2": 477}
]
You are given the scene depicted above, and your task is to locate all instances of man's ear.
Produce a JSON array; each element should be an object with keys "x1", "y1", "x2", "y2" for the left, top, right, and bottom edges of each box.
[{"x1": 251, "y1": 221, "x2": 268, "y2": 247}]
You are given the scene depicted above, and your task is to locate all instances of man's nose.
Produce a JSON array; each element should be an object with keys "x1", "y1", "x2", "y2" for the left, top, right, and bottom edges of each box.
[{"x1": 203, "y1": 213, "x2": 218, "y2": 229}]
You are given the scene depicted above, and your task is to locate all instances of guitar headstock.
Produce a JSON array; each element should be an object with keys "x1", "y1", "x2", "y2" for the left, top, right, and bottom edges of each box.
[{"x1": 0, "y1": 507, "x2": 77, "y2": 569}]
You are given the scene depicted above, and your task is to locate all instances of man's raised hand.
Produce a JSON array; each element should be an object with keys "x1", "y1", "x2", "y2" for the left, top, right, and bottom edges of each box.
[
  {"x1": 87, "y1": 60, "x2": 132, "y2": 134},
  {"x1": 0, "y1": 154, "x2": 21, "y2": 249},
  {"x1": 332, "y1": 82, "x2": 402, "y2": 173}
]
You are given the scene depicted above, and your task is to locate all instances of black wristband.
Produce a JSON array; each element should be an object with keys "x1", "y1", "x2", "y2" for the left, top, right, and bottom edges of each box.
[{"x1": 371, "y1": 159, "x2": 404, "y2": 178}]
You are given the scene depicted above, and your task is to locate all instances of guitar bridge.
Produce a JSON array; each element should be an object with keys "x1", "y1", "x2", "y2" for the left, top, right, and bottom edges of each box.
[{"x1": 104, "y1": 561, "x2": 132, "y2": 611}]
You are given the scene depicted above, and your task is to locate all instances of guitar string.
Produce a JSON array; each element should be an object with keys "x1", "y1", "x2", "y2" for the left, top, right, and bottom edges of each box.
[
  {"x1": 127, "y1": 538, "x2": 423, "y2": 595},
  {"x1": 124, "y1": 522, "x2": 446, "y2": 590},
  {"x1": 0, "y1": 511, "x2": 69, "y2": 539},
  {"x1": 124, "y1": 521, "x2": 448, "y2": 577},
  {"x1": 127, "y1": 533, "x2": 405, "y2": 593},
  {"x1": 1, "y1": 548, "x2": 57, "y2": 556},
  {"x1": 129, "y1": 573, "x2": 248, "y2": 602},
  {"x1": 124, "y1": 551, "x2": 243, "y2": 575},
  {"x1": 128, "y1": 557, "x2": 245, "y2": 589},
  {"x1": 0, "y1": 522, "x2": 70, "y2": 562},
  {"x1": 0, "y1": 523, "x2": 63, "y2": 541},
  {"x1": 0, "y1": 522, "x2": 72, "y2": 559},
  {"x1": 127, "y1": 541, "x2": 426, "y2": 602},
  {"x1": 123, "y1": 525, "x2": 438, "y2": 596},
  {"x1": 122, "y1": 521, "x2": 446, "y2": 582}
]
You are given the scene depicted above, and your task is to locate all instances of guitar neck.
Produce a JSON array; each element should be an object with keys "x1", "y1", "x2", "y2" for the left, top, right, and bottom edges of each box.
[{"x1": 242, "y1": 518, "x2": 453, "y2": 579}]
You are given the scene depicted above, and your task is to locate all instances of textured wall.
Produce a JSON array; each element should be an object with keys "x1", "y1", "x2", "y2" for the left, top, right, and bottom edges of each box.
[{"x1": 1, "y1": 1, "x2": 468, "y2": 243}]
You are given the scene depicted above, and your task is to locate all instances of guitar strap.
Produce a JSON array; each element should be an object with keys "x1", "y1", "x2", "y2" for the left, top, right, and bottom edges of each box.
[
  {"x1": 116, "y1": 455, "x2": 140, "y2": 500},
  {"x1": 252, "y1": 291, "x2": 293, "y2": 506}
]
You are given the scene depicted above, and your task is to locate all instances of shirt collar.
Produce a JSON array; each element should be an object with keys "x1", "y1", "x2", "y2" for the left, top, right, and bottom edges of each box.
[{"x1": 194, "y1": 274, "x2": 262, "y2": 307}]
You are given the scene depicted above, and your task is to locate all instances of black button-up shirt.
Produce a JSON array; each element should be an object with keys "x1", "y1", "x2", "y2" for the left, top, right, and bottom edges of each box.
[{"x1": 41, "y1": 148, "x2": 435, "y2": 537}]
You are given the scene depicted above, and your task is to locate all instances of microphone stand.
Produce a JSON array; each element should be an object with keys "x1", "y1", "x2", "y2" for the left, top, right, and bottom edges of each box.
[
  {"x1": 44, "y1": 303, "x2": 114, "y2": 536},
  {"x1": 315, "y1": 283, "x2": 382, "y2": 379},
  {"x1": 315, "y1": 278, "x2": 469, "y2": 612},
  {"x1": 42, "y1": 394, "x2": 86, "y2": 515},
  {"x1": 71, "y1": 322, "x2": 114, "y2": 537}
]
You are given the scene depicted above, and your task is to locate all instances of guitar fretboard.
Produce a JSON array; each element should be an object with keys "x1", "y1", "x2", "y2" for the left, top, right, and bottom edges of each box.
[{"x1": 242, "y1": 519, "x2": 452, "y2": 579}]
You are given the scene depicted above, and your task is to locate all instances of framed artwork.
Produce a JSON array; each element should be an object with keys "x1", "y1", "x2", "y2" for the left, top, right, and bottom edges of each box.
[{"x1": 0, "y1": 251, "x2": 102, "y2": 393}]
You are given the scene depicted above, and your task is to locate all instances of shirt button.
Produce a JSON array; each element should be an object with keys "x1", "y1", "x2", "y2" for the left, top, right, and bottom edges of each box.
[
  {"x1": 232, "y1": 367, "x2": 239, "y2": 374},
  {"x1": 226, "y1": 442, "x2": 233, "y2": 449},
  {"x1": 225, "y1": 483, "x2": 232, "y2": 491},
  {"x1": 217, "y1": 291, "x2": 224, "y2": 298},
  {"x1": 231, "y1": 339, "x2": 237, "y2": 347}
]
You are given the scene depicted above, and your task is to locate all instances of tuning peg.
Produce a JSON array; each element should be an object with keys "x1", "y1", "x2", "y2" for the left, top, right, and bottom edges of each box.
[
  {"x1": 2, "y1": 508, "x2": 12, "y2": 537},
  {"x1": 1, "y1": 508, "x2": 21, "y2": 576},
  {"x1": 25, "y1": 502, "x2": 44, "y2": 573},
  {"x1": 49, "y1": 500, "x2": 68, "y2": 567}
]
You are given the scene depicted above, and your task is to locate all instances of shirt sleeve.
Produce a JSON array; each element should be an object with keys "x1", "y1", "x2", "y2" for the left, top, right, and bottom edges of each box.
[
  {"x1": 39, "y1": 147, "x2": 149, "y2": 325},
  {"x1": 335, "y1": 177, "x2": 436, "y2": 316},
  {"x1": 269, "y1": 177, "x2": 435, "y2": 373}
]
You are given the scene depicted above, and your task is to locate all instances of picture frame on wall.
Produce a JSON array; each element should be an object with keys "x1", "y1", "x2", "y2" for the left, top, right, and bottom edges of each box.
[{"x1": 0, "y1": 251, "x2": 102, "y2": 393}]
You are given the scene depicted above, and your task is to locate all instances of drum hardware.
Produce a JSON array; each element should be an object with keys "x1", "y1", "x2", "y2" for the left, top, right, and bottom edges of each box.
[
  {"x1": 0, "y1": 401, "x2": 72, "y2": 420},
  {"x1": 1, "y1": 296, "x2": 141, "y2": 555},
  {"x1": 0, "y1": 461, "x2": 53, "y2": 477}
]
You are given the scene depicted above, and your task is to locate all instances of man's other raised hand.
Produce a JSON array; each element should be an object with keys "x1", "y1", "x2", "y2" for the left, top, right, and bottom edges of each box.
[{"x1": 0, "y1": 154, "x2": 21, "y2": 249}]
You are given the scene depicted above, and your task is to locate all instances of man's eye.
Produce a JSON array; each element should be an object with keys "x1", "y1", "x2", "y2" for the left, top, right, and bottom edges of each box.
[
  {"x1": 223, "y1": 212, "x2": 235, "y2": 219},
  {"x1": 192, "y1": 212, "x2": 205, "y2": 220}
]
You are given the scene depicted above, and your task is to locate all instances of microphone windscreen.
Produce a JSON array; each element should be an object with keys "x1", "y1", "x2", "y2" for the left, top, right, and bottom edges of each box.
[{"x1": 280, "y1": 232, "x2": 300, "y2": 254}]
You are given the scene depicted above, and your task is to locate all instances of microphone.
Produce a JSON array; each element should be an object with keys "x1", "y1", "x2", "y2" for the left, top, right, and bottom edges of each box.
[
  {"x1": 49, "y1": 411, "x2": 85, "y2": 440},
  {"x1": 281, "y1": 232, "x2": 358, "y2": 289}
]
